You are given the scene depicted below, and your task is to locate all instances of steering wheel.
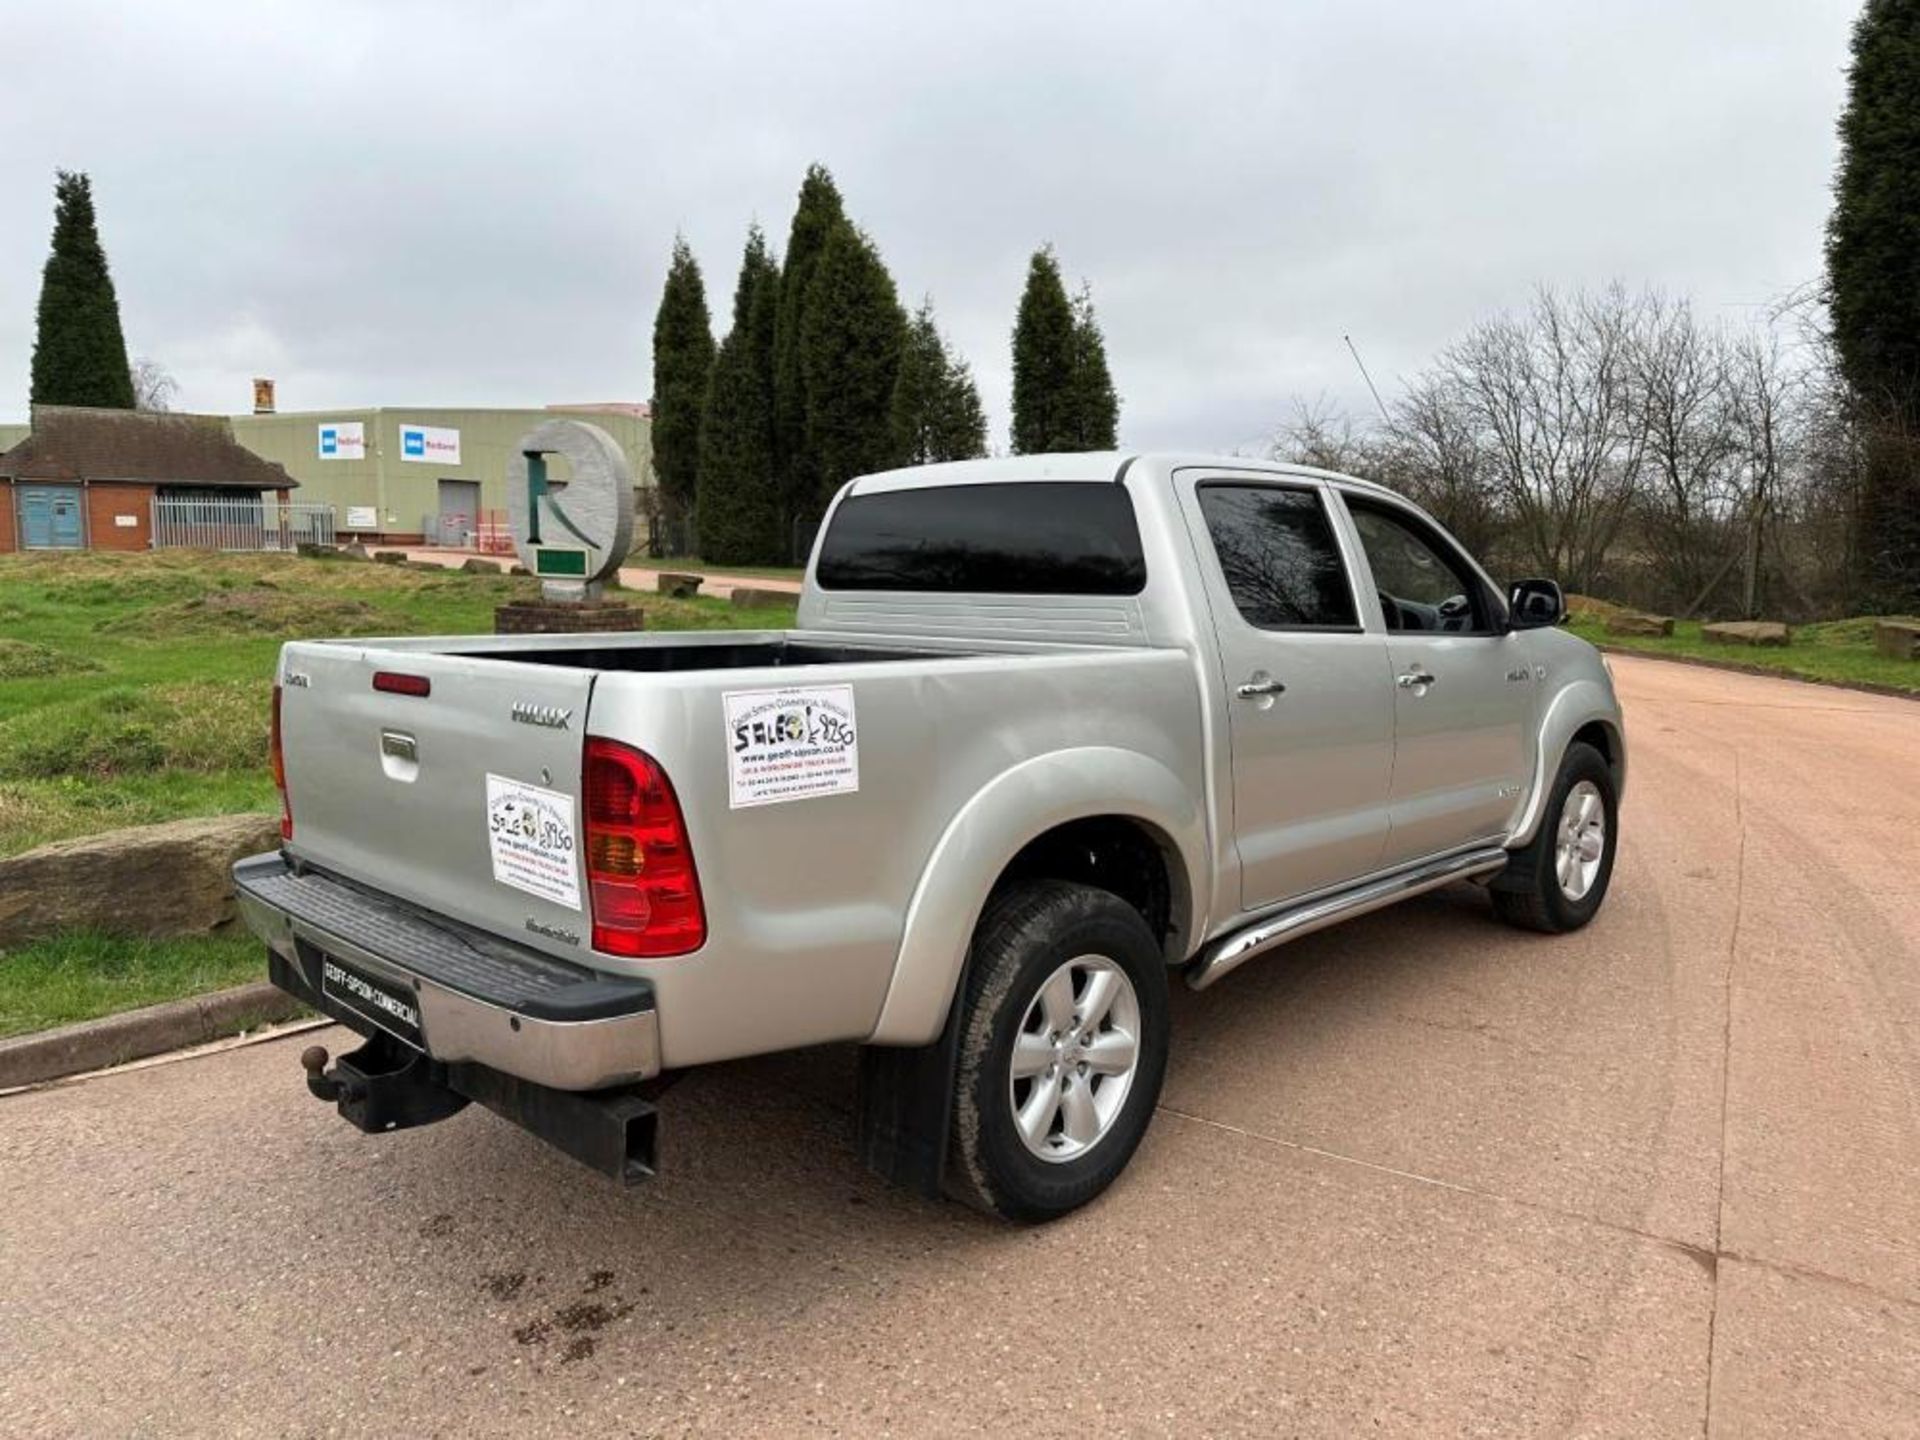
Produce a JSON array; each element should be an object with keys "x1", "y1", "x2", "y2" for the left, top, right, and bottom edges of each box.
[{"x1": 1377, "y1": 591, "x2": 1404, "y2": 630}]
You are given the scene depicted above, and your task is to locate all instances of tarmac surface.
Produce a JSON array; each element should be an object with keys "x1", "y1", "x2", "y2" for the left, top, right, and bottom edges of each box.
[{"x1": 2, "y1": 655, "x2": 1915, "y2": 1437}]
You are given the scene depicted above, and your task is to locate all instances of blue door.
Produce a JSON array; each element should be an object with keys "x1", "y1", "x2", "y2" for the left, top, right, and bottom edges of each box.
[{"x1": 21, "y1": 486, "x2": 84, "y2": 548}]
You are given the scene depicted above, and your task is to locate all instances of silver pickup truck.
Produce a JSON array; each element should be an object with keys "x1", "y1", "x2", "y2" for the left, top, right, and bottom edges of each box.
[{"x1": 237, "y1": 452, "x2": 1624, "y2": 1220}]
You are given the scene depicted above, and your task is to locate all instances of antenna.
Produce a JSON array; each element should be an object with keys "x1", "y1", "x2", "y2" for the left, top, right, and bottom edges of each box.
[{"x1": 1344, "y1": 334, "x2": 1391, "y2": 424}]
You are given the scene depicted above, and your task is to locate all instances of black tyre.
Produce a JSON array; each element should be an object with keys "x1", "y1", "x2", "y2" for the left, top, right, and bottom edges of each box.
[
  {"x1": 1491, "y1": 740, "x2": 1618, "y2": 933},
  {"x1": 947, "y1": 881, "x2": 1170, "y2": 1222}
]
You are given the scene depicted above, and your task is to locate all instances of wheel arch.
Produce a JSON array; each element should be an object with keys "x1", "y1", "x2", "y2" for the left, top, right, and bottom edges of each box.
[
  {"x1": 1509, "y1": 681, "x2": 1627, "y2": 847},
  {"x1": 865, "y1": 747, "x2": 1206, "y2": 1047}
]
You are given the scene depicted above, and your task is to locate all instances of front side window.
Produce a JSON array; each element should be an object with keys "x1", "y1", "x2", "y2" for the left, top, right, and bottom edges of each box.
[
  {"x1": 815, "y1": 482, "x2": 1146, "y2": 595},
  {"x1": 1347, "y1": 500, "x2": 1492, "y2": 633},
  {"x1": 1197, "y1": 484, "x2": 1357, "y2": 630}
]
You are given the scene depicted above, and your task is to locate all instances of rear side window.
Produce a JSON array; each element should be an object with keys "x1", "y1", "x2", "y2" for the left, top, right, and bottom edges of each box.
[
  {"x1": 815, "y1": 482, "x2": 1147, "y2": 595},
  {"x1": 1197, "y1": 484, "x2": 1357, "y2": 630}
]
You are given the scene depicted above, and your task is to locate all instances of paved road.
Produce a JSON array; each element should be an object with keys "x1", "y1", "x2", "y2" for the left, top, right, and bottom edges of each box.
[{"x1": 3, "y1": 657, "x2": 1916, "y2": 1437}]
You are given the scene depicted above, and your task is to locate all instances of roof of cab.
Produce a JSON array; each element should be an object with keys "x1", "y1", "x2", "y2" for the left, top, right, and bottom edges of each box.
[{"x1": 844, "y1": 451, "x2": 1395, "y2": 497}]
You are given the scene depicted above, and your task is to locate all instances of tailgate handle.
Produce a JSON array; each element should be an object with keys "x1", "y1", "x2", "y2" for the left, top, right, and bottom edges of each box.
[{"x1": 381, "y1": 731, "x2": 418, "y2": 762}]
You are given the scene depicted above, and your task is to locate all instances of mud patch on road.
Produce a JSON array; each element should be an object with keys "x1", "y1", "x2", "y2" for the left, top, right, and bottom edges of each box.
[
  {"x1": 482, "y1": 1270, "x2": 526, "y2": 1301},
  {"x1": 502, "y1": 1272, "x2": 637, "y2": 1368}
]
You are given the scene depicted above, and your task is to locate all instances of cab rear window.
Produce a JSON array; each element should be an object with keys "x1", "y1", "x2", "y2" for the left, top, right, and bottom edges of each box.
[{"x1": 815, "y1": 482, "x2": 1147, "y2": 595}]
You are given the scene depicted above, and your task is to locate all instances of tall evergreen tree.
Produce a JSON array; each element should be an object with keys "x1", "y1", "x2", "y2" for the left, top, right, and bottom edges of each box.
[
  {"x1": 1826, "y1": 0, "x2": 1920, "y2": 608},
  {"x1": 649, "y1": 236, "x2": 715, "y2": 518},
  {"x1": 799, "y1": 223, "x2": 905, "y2": 510},
  {"x1": 697, "y1": 226, "x2": 784, "y2": 564},
  {"x1": 1063, "y1": 283, "x2": 1120, "y2": 449},
  {"x1": 30, "y1": 171, "x2": 135, "y2": 409},
  {"x1": 1009, "y1": 247, "x2": 1077, "y2": 454},
  {"x1": 1010, "y1": 247, "x2": 1121, "y2": 453},
  {"x1": 772, "y1": 165, "x2": 847, "y2": 521},
  {"x1": 891, "y1": 300, "x2": 987, "y2": 465}
]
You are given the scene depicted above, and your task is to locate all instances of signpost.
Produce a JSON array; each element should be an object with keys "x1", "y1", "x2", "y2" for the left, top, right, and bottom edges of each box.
[{"x1": 494, "y1": 419, "x2": 643, "y2": 634}]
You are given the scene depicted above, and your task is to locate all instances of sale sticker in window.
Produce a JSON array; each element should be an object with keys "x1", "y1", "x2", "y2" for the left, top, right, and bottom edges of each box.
[
  {"x1": 724, "y1": 685, "x2": 859, "y2": 809},
  {"x1": 485, "y1": 774, "x2": 581, "y2": 910}
]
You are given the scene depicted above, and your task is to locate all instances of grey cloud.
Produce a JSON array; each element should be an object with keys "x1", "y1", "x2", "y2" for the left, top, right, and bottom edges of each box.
[{"x1": 2, "y1": 0, "x2": 1857, "y2": 450}]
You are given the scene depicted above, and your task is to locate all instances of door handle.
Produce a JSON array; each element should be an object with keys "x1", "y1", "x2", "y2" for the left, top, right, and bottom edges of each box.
[
  {"x1": 1397, "y1": 667, "x2": 1437, "y2": 690},
  {"x1": 1236, "y1": 676, "x2": 1286, "y2": 698}
]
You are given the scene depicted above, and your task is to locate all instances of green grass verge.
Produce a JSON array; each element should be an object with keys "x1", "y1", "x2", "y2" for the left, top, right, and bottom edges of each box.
[
  {"x1": 0, "y1": 931, "x2": 268, "y2": 1039},
  {"x1": 0, "y1": 549, "x2": 797, "y2": 856},
  {"x1": 1568, "y1": 615, "x2": 1920, "y2": 695}
]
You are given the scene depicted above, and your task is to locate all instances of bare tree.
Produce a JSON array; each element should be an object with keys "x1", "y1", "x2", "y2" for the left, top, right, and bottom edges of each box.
[
  {"x1": 1624, "y1": 294, "x2": 1739, "y2": 609},
  {"x1": 1430, "y1": 285, "x2": 1648, "y2": 592},
  {"x1": 1375, "y1": 375, "x2": 1501, "y2": 563},
  {"x1": 131, "y1": 356, "x2": 178, "y2": 412},
  {"x1": 1266, "y1": 394, "x2": 1372, "y2": 474}
]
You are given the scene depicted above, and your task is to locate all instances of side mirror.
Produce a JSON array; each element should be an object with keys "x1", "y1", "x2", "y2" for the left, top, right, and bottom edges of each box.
[{"x1": 1507, "y1": 578, "x2": 1565, "y2": 630}]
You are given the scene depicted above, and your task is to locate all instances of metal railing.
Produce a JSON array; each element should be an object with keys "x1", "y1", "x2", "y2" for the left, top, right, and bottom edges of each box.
[{"x1": 151, "y1": 496, "x2": 338, "y2": 552}]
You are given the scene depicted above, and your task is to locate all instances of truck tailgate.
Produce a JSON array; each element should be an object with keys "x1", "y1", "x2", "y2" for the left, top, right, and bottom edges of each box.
[{"x1": 277, "y1": 642, "x2": 600, "y2": 960}]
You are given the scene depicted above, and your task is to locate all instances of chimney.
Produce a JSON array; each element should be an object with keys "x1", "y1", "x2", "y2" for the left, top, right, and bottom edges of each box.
[{"x1": 252, "y1": 378, "x2": 276, "y2": 415}]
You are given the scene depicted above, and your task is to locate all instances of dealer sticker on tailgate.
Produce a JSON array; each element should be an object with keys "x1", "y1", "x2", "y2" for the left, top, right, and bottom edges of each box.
[
  {"x1": 724, "y1": 685, "x2": 859, "y2": 808},
  {"x1": 485, "y1": 773, "x2": 582, "y2": 910}
]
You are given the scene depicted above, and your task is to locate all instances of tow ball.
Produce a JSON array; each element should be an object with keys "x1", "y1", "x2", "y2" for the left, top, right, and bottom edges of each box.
[{"x1": 296, "y1": 1034, "x2": 469, "y2": 1134}]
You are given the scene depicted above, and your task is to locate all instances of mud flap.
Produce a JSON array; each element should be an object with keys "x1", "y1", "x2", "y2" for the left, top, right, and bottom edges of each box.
[{"x1": 855, "y1": 986, "x2": 966, "y2": 1201}]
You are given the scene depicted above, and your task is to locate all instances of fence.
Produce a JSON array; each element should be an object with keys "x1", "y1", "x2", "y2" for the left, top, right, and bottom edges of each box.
[{"x1": 150, "y1": 496, "x2": 337, "y2": 552}]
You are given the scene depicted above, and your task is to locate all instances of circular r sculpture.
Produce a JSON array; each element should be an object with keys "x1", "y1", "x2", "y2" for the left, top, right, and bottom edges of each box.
[{"x1": 504, "y1": 419, "x2": 636, "y2": 601}]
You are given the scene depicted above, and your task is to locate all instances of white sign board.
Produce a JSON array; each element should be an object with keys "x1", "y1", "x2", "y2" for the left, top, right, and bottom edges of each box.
[
  {"x1": 484, "y1": 774, "x2": 581, "y2": 910},
  {"x1": 316, "y1": 421, "x2": 366, "y2": 460},
  {"x1": 724, "y1": 686, "x2": 860, "y2": 809},
  {"x1": 399, "y1": 423, "x2": 460, "y2": 465},
  {"x1": 114, "y1": 514, "x2": 139, "y2": 528},
  {"x1": 345, "y1": 506, "x2": 378, "y2": 529}
]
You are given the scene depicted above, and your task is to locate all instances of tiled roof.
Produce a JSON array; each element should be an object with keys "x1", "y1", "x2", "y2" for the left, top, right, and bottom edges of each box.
[{"x1": 0, "y1": 405, "x2": 296, "y2": 490}]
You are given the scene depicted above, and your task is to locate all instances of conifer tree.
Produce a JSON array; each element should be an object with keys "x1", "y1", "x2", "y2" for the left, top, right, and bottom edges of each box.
[
  {"x1": 799, "y1": 223, "x2": 905, "y2": 510},
  {"x1": 650, "y1": 236, "x2": 715, "y2": 517},
  {"x1": 1063, "y1": 283, "x2": 1120, "y2": 450},
  {"x1": 1009, "y1": 246, "x2": 1076, "y2": 454},
  {"x1": 772, "y1": 165, "x2": 847, "y2": 520},
  {"x1": 891, "y1": 300, "x2": 987, "y2": 465},
  {"x1": 1010, "y1": 248, "x2": 1121, "y2": 453},
  {"x1": 30, "y1": 171, "x2": 135, "y2": 409},
  {"x1": 1826, "y1": 0, "x2": 1920, "y2": 607},
  {"x1": 697, "y1": 227, "x2": 784, "y2": 564}
]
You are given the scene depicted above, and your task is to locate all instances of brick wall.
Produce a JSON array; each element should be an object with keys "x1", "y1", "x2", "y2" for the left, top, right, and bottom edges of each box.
[
  {"x1": 493, "y1": 598, "x2": 645, "y2": 635},
  {"x1": 0, "y1": 483, "x2": 15, "y2": 553}
]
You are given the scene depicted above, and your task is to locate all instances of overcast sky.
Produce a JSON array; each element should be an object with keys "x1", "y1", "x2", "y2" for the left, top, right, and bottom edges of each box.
[{"x1": 3, "y1": 0, "x2": 1859, "y2": 451}]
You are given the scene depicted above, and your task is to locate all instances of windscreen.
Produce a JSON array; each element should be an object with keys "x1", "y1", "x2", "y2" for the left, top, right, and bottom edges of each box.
[{"x1": 814, "y1": 482, "x2": 1147, "y2": 595}]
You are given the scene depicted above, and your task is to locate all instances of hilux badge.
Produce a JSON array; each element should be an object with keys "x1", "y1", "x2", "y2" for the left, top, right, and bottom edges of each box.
[{"x1": 511, "y1": 701, "x2": 572, "y2": 730}]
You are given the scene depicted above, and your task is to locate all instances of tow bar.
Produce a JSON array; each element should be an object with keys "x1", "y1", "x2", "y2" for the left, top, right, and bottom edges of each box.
[{"x1": 298, "y1": 1032, "x2": 662, "y2": 1184}]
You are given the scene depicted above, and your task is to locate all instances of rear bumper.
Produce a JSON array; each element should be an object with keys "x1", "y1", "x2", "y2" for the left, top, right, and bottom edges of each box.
[{"x1": 234, "y1": 852, "x2": 660, "y2": 1091}]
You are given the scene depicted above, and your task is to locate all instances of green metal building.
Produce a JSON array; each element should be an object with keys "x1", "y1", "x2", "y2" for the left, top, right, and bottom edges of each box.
[{"x1": 229, "y1": 405, "x2": 653, "y2": 546}]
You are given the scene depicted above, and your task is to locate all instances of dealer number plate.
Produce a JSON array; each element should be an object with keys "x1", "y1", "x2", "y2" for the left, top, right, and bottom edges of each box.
[{"x1": 320, "y1": 956, "x2": 423, "y2": 1049}]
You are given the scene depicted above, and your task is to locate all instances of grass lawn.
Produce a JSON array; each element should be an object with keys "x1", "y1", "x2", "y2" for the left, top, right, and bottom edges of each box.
[
  {"x1": 1566, "y1": 612, "x2": 1920, "y2": 695},
  {"x1": 0, "y1": 931, "x2": 272, "y2": 1040},
  {"x1": 0, "y1": 548, "x2": 797, "y2": 1037}
]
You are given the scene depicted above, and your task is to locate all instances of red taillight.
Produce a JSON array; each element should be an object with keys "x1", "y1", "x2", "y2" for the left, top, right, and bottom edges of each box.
[
  {"x1": 270, "y1": 684, "x2": 292, "y2": 841},
  {"x1": 372, "y1": 671, "x2": 431, "y2": 697},
  {"x1": 583, "y1": 738, "x2": 705, "y2": 957}
]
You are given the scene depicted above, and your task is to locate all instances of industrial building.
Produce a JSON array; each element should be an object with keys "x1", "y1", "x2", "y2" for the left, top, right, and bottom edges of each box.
[{"x1": 230, "y1": 404, "x2": 653, "y2": 546}]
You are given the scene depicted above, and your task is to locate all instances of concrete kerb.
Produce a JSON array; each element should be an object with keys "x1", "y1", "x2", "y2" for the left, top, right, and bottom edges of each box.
[{"x1": 0, "y1": 981, "x2": 307, "y2": 1090}]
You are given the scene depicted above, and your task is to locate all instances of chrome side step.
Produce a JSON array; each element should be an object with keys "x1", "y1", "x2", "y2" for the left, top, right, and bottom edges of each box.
[{"x1": 1187, "y1": 846, "x2": 1510, "y2": 991}]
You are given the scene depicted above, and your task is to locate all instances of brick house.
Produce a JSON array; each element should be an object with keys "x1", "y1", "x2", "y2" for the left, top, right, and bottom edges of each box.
[{"x1": 0, "y1": 405, "x2": 296, "y2": 552}]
